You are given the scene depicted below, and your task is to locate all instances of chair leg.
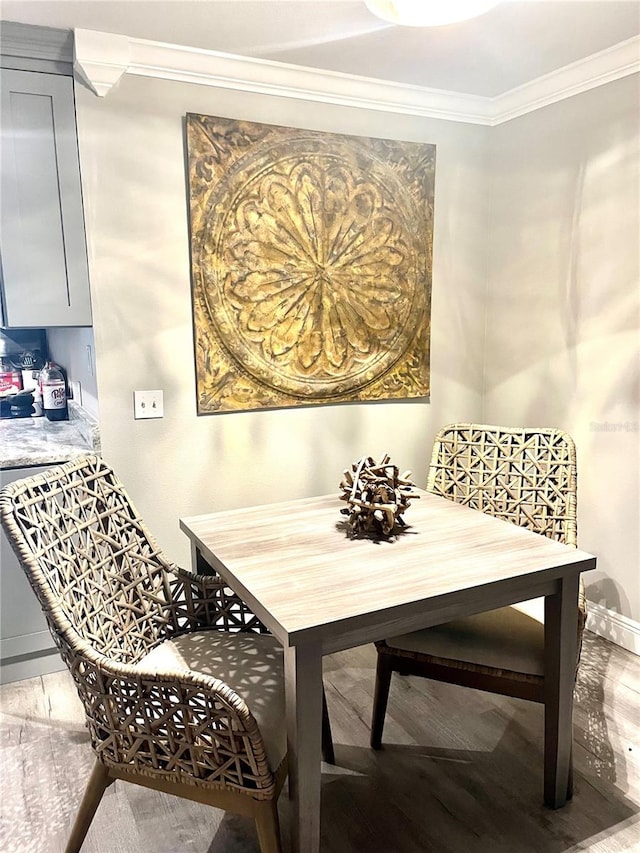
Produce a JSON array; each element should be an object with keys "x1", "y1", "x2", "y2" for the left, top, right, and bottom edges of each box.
[
  {"x1": 321, "y1": 685, "x2": 335, "y2": 765},
  {"x1": 65, "y1": 760, "x2": 113, "y2": 853},
  {"x1": 254, "y1": 799, "x2": 282, "y2": 853},
  {"x1": 370, "y1": 652, "x2": 394, "y2": 749}
]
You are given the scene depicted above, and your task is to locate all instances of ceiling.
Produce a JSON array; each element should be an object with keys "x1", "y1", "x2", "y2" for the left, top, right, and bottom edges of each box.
[{"x1": 2, "y1": 0, "x2": 639, "y2": 97}]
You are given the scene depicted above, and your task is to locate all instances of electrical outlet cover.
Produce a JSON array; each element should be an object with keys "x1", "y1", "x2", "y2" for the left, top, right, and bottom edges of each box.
[{"x1": 134, "y1": 390, "x2": 164, "y2": 419}]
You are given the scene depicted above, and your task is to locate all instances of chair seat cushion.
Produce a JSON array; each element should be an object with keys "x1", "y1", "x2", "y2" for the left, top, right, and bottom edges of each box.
[
  {"x1": 139, "y1": 630, "x2": 286, "y2": 771},
  {"x1": 384, "y1": 599, "x2": 545, "y2": 677}
]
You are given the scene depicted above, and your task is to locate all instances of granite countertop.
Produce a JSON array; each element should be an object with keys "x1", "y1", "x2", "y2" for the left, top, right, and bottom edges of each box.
[{"x1": 0, "y1": 401, "x2": 100, "y2": 469}]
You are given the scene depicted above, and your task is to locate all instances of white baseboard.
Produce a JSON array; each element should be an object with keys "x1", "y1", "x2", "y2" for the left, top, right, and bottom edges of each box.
[{"x1": 586, "y1": 602, "x2": 640, "y2": 657}]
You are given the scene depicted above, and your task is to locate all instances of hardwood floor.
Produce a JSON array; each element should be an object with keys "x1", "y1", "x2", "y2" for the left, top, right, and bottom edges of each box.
[{"x1": 1, "y1": 631, "x2": 639, "y2": 852}]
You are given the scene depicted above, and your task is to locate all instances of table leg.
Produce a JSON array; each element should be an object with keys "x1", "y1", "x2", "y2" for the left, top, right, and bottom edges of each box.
[
  {"x1": 191, "y1": 543, "x2": 216, "y2": 576},
  {"x1": 543, "y1": 572, "x2": 580, "y2": 808},
  {"x1": 284, "y1": 643, "x2": 323, "y2": 853}
]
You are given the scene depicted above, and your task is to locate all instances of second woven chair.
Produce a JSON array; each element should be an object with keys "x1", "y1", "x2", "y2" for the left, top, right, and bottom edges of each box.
[{"x1": 370, "y1": 424, "x2": 587, "y2": 777}]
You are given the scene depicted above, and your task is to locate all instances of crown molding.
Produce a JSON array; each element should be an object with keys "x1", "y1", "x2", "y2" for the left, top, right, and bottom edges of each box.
[
  {"x1": 0, "y1": 21, "x2": 73, "y2": 73},
  {"x1": 490, "y1": 35, "x2": 640, "y2": 125},
  {"x1": 74, "y1": 28, "x2": 129, "y2": 96},
  {"x1": 73, "y1": 29, "x2": 492, "y2": 122},
  {"x1": 0, "y1": 20, "x2": 73, "y2": 62},
  {"x1": 73, "y1": 28, "x2": 640, "y2": 126}
]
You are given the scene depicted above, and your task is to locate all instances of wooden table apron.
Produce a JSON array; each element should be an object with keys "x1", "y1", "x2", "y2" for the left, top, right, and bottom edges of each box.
[{"x1": 180, "y1": 491, "x2": 596, "y2": 853}]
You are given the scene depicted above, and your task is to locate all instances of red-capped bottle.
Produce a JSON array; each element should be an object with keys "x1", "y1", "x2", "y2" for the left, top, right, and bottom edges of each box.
[{"x1": 40, "y1": 361, "x2": 68, "y2": 421}]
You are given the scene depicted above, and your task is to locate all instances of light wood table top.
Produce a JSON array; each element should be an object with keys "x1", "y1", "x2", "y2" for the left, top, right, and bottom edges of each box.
[
  {"x1": 181, "y1": 489, "x2": 594, "y2": 649},
  {"x1": 181, "y1": 490, "x2": 596, "y2": 853}
]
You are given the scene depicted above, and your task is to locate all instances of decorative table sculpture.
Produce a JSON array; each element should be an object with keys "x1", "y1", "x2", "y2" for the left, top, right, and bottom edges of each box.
[{"x1": 339, "y1": 454, "x2": 420, "y2": 539}]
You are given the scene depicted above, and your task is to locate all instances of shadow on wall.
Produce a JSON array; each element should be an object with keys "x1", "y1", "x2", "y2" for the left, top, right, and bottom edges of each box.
[{"x1": 585, "y1": 575, "x2": 633, "y2": 647}]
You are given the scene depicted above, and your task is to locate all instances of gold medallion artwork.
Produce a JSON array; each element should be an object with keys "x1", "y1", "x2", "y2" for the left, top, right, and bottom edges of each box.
[{"x1": 186, "y1": 114, "x2": 435, "y2": 413}]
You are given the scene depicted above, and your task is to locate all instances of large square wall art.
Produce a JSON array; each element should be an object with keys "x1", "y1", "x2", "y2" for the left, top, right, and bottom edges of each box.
[{"x1": 186, "y1": 114, "x2": 435, "y2": 413}]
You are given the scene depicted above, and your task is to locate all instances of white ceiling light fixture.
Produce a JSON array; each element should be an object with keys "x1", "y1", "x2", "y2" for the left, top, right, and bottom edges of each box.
[{"x1": 364, "y1": 0, "x2": 500, "y2": 28}]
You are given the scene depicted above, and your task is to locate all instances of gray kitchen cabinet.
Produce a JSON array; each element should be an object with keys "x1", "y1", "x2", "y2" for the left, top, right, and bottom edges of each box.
[
  {"x1": 0, "y1": 69, "x2": 92, "y2": 328},
  {"x1": 0, "y1": 465, "x2": 63, "y2": 683}
]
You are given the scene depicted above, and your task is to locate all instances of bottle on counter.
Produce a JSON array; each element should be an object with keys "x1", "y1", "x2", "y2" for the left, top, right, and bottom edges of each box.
[
  {"x1": 31, "y1": 385, "x2": 43, "y2": 417},
  {"x1": 40, "y1": 361, "x2": 68, "y2": 421}
]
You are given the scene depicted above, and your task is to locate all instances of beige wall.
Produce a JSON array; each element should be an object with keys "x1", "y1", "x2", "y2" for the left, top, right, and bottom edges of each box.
[
  {"x1": 484, "y1": 75, "x2": 640, "y2": 625},
  {"x1": 75, "y1": 75, "x2": 490, "y2": 566},
  {"x1": 75, "y1": 68, "x2": 639, "y2": 633}
]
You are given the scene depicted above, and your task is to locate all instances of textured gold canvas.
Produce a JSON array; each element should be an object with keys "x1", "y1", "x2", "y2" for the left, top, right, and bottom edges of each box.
[{"x1": 186, "y1": 114, "x2": 435, "y2": 413}]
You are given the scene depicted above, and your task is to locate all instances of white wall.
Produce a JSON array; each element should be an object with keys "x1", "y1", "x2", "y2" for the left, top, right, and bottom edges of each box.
[
  {"x1": 485, "y1": 75, "x2": 640, "y2": 631},
  {"x1": 74, "y1": 74, "x2": 490, "y2": 566}
]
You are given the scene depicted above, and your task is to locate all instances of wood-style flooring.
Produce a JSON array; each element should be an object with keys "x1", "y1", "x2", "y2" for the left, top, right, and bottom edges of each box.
[{"x1": 1, "y1": 631, "x2": 639, "y2": 852}]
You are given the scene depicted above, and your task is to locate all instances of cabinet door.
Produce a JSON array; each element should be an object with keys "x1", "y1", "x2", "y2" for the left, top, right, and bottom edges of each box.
[
  {"x1": 0, "y1": 69, "x2": 92, "y2": 327},
  {"x1": 0, "y1": 465, "x2": 63, "y2": 683}
]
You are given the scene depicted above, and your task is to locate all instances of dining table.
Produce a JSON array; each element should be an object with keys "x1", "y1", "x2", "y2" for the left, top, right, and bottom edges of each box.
[{"x1": 180, "y1": 489, "x2": 596, "y2": 853}]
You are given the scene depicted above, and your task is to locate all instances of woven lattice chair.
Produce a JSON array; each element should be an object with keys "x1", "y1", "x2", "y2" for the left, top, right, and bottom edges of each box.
[
  {"x1": 0, "y1": 455, "x2": 333, "y2": 853},
  {"x1": 370, "y1": 424, "x2": 587, "y2": 787}
]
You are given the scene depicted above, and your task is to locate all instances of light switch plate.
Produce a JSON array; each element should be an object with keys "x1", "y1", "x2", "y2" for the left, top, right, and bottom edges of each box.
[
  {"x1": 134, "y1": 390, "x2": 163, "y2": 419},
  {"x1": 69, "y1": 379, "x2": 82, "y2": 405}
]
